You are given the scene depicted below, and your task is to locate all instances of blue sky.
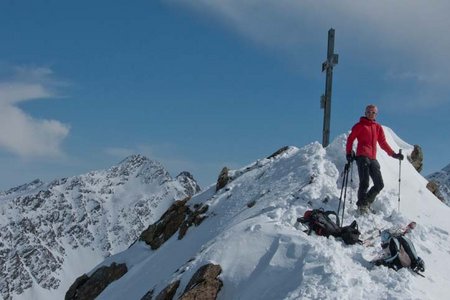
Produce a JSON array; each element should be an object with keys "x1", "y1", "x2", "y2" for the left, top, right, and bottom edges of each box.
[{"x1": 0, "y1": 0, "x2": 449, "y2": 190}]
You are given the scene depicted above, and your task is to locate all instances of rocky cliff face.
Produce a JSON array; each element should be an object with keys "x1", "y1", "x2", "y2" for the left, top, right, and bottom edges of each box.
[
  {"x1": 176, "y1": 172, "x2": 201, "y2": 197},
  {"x1": 0, "y1": 155, "x2": 200, "y2": 300},
  {"x1": 427, "y1": 163, "x2": 450, "y2": 205}
]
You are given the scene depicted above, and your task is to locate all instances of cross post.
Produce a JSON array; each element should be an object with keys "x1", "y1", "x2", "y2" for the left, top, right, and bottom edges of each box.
[{"x1": 320, "y1": 28, "x2": 338, "y2": 147}]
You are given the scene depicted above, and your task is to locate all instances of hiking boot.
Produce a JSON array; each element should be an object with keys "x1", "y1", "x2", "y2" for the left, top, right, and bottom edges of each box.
[
  {"x1": 357, "y1": 205, "x2": 370, "y2": 214},
  {"x1": 356, "y1": 198, "x2": 367, "y2": 207}
]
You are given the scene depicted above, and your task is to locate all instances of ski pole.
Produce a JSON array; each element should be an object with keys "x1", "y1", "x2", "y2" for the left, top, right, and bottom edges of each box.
[
  {"x1": 349, "y1": 160, "x2": 354, "y2": 204},
  {"x1": 341, "y1": 162, "x2": 351, "y2": 227},
  {"x1": 337, "y1": 163, "x2": 350, "y2": 227},
  {"x1": 398, "y1": 149, "x2": 402, "y2": 213}
]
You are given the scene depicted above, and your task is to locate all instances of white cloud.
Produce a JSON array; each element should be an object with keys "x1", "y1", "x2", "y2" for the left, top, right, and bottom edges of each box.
[
  {"x1": 170, "y1": 0, "x2": 450, "y2": 105},
  {"x1": 173, "y1": 0, "x2": 450, "y2": 68},
  {"x1": 0, "y1": 66, "x2": 70, "y2": 158}
]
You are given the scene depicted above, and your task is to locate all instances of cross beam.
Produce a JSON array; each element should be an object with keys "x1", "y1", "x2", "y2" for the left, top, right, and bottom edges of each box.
[{"x1": 320, "y1": 28, "x2": 338, "y2": 147}]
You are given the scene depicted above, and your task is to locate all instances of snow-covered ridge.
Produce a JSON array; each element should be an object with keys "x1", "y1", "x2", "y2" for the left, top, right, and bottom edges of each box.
[
  {"x1": 0, "y1": 179, "x2": 45, "y2": 199},
  {"x1": 0, "y1": 154, "x2": 200, "y2": 300},
  {"x1": 83, "y1": 128, "x2": 450, "y2": 300}
]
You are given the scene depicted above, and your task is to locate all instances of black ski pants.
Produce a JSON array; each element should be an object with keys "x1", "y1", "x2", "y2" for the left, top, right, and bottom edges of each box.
[{"x1": 355, "y1": 156, "x2": 384, "y2": 207}]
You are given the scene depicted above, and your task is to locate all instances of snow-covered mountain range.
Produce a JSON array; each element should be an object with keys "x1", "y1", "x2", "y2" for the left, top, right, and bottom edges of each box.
[
  {"x1": 0, "y1": 155, "x2": 200, "y2": 300},
  {"x1": 426, "y1": 164, "x2": 450, "y2": 205},
  {"x1": 70, "y1": 128, "x2": 450, "y2": 300}
]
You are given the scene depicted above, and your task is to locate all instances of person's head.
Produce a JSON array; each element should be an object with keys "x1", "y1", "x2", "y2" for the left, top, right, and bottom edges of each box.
[{"x1": 365, "y1": 104, "x2": 378, "y2": 120}]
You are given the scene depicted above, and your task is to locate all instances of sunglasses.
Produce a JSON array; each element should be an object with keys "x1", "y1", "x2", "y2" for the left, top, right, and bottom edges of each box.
[{"x1": 366, "y1": 111, "x2": 377, "y2": 115}]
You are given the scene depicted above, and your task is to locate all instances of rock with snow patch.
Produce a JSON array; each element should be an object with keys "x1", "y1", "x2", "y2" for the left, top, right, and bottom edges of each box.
[
  {"x1": 267, "y1": 146, "x2": 290, "y2": 159},
  {"x1": 155, "y1": 280, "x2": 180, "y2": 300},
  {"x1": 426, "y1": 181, "x2": 445, "y2": 202},
  {"x1": 427, "y1": 163, "x2": 450, "y2": 205},
  {"x1": 178, "y1": 203, "x2": 209, "y2": 240},
  {"x1": 65, "y1": 262, "x2": 127, "y2": 300},
  {"x1": 176, "y1": 171, "x2": 201, "y2": 197},
  {"x1": 407, "y1": 144, "x2": 424, "y2": 172},
  {"x1": 139, "y1": 198, "x2": 190, "y2": 250},
  {"x1": 216, "y1": 167, "x2": 230, "y2": 191},
  {"x1": 179, "y1": 264, "x2": 223, "y2": 300},
  {"x1": 139, "y1": 198, "x2": 209, "y2": 249}
]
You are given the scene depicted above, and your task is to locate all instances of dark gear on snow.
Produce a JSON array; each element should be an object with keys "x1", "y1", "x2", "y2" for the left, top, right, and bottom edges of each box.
[
  {"x1": 297, "y1": 209, "x2": 362, "y2": 245},
  {"x1": 373, "y1": 230, "x2": 425, "y2": 274}
]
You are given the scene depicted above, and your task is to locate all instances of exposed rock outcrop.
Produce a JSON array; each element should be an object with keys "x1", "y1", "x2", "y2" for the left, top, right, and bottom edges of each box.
[
  {"x1": 180, "y1": 263, "x2": 223, "y2": 300},
  {"x1": 155, "y1": 280, "x2": 180, "y2": 300},
  {"x1": 216, "y1": 167, "x2": 230, "y2": 191},
  {"x1": 176, "y1": 172, "x2": 201, "y2": 197},
  {"x1": 65, "y1": 262, "x2": 127, "y2": 300},
  {"x1": 407, "y1": 145, "x2": 423, "y2": 173},
  {"x1": 427, "y1": 181, "x2": 445, "y2": 202},
  {"x1": 426, "y1": 163, "x2": 450, "y2": 205},
  {"x1": 267, "y1": 146, "x2": 290, "y2": 159},
  {"x1": 139, "y1": 198, "x2": 208, "y2": 250},
  {"x1": 178, "y1": 203, "x2": 209, "y2": 240}
]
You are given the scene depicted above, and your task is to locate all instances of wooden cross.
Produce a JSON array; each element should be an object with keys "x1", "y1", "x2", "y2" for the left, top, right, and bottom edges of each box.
[{"x1": 320, "y1": 28, "x2": 339, "y2": 147}]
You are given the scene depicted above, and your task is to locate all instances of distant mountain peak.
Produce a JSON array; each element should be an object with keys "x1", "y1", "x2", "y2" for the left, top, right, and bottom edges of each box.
[
  {"x1": 443, "y1": 163, "x2": 450, "y2": 173},
  {"x1": 0, "y1": 155, "x2": 199, "y2": 300},
  {"x1": 427, "y1": 163, "x2": 450, "y2": 205},
  {"x1": 118, "y1": 154, "x2": 151, "y2": 166},
  {"x1": 176, "y1": 171, "x2": 201, "y2": 197},
  {"x1": 1, "y1": 178, "x2": 45, "y2": 197}
]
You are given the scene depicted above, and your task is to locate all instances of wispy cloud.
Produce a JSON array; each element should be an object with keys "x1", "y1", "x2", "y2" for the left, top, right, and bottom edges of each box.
[
  {"x1": 170, "y1": 0, "x2": 450, "y2": 106},
  {"x1": 0, "y1": 66, "x2": 70, "y2": 158}
]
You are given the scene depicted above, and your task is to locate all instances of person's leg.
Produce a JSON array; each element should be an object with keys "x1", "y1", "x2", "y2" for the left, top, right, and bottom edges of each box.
[
  {"x1": 356, "y1": 156, "x2": 370, "y2": 207},
  {"x1": 366, "y1": 159, "x2": 384, "y2": 204}
]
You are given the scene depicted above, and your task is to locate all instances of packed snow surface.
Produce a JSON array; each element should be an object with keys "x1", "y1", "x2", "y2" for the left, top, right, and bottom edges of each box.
[{"x1": 89, "y1": 128, "x2": 450, "y2": 300}]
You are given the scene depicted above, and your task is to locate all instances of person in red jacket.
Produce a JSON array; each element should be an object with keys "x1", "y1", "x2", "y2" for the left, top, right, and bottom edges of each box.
[{"x1": 346, "y1": 104, "x2": 404, "y2": 213}]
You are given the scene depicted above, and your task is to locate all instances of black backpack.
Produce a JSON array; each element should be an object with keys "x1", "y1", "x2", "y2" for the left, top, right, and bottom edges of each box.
[
  {"x1": 298, "y1": 209, "x2": 362, "y2": 245},
  {"x1": 340, "y1": 220, "x2": 362, "y2": 245},
  {"x1": 376, "y1": 232, "x2": 425, "y2": 273}
]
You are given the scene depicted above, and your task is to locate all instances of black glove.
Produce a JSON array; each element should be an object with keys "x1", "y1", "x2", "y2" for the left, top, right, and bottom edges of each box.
[
  {"x1": 346, "y1": 150, "x2": 355, "y2": 163},
  {"x1": 392, "y1": 152, "x2": 404, "y2": 160},
  {"x1": 346, "y1": 153, "x2": 353, "y2": 163}
]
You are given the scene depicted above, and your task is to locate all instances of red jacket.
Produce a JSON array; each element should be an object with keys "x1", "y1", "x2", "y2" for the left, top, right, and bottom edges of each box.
[{"x1": 346, "y1": 117, "x2": 395, "y2": 159}]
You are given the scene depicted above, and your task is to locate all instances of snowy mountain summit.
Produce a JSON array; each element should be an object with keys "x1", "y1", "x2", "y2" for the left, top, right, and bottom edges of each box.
[
  {"x1": 0, "y1": 155, "x2": 200, "y2": 300},
  {"x1": 427, "y1": 164, "x2": 450, "y2": 205},
  {"x1": 69, "y1": 128, "x2": 450, "y2": 300}
]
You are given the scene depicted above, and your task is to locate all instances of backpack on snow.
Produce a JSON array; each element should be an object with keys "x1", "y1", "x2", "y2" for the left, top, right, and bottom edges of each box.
[
  {"x1": 375, "y1": 231, "x2": 425, "y2": 273},
  {"x1": 297, "y1": 209, "x2": 362, "y2": 245}
]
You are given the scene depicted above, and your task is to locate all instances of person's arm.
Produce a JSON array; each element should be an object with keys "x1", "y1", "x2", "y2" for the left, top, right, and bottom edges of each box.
[
  {"x1": 378, "y1": 125, "x2": 395, "y2": 156},
  {"x1": 346, "y1": 124, "x2": 359, "y2": 154}
]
